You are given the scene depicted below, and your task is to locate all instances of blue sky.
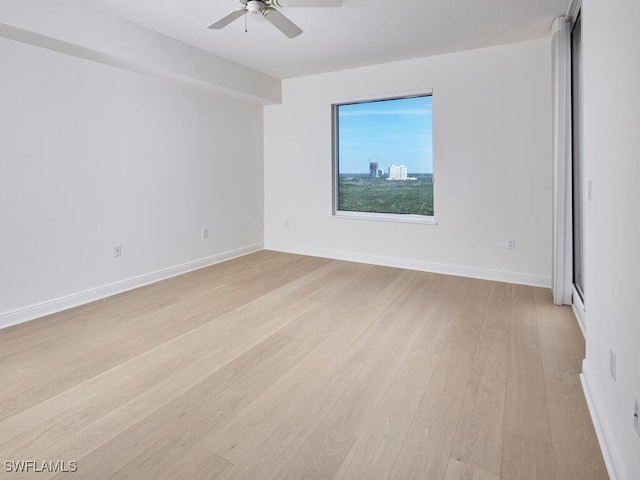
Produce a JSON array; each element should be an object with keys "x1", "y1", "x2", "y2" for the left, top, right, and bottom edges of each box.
[{"x1": 337, "y1": 95, "x2": 433, "y2": 174}]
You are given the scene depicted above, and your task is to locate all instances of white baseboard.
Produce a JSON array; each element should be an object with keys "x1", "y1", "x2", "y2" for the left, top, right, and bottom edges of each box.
[
  {"x1": 264, "y1": 242, "x2": 551, "y2": 288},
  {"x1": 0, "y1": 243, "x2": 263, "y2": 330},
  {"x1": 581, "y1": 360, "x2": 624, "y2": 480}
]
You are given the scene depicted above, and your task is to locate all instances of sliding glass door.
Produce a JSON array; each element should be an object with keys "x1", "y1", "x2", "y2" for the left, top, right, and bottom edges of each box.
[{"x1": 571, "y1": 13, "x2": 585, "y2": 301}]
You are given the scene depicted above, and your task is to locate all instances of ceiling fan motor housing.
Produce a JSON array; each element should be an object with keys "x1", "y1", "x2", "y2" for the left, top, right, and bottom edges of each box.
[{"x1": 246, "y1": 1, "x2": 266, "y2": 14}]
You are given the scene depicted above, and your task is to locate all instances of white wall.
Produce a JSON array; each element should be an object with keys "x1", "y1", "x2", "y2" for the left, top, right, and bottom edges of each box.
[
  {"x1": 0, "y1": 36, "x2": 264, "y2": 326},
  {"x1": 581, "y1": 0, "x2": 640, "y2": 478},
  {"x1": 0, "y1": 0, "x2": 281, "y2": 104},
  {"x1": 264, "y1": 39, "x2": 552, "y2": 286}
]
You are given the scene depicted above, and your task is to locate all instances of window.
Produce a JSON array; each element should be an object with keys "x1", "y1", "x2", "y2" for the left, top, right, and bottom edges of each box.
[{"x1": 332, "y1": 92, "x2": 434, "y2": 222}]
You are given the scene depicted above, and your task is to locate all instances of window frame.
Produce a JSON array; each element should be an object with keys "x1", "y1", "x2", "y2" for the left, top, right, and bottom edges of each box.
[{"x1": 331, "y1": 89, "x2": 436, "y2": 225}]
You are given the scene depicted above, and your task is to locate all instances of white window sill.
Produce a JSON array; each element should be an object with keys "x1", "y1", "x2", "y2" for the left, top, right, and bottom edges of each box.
[{"x1": 332, "y1": 211, "x2": 438, "y2": 225}]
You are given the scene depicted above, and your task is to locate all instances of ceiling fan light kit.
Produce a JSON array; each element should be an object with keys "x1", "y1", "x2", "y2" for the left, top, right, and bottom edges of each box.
[
  {"x1": 207, "y1": 0, "x2": 343, "y2": 38},
  {"x1": 246, "y1": 1, "x2": 266, "y2": 15}
]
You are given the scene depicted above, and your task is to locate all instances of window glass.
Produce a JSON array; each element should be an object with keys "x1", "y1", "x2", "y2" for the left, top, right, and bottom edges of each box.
[{"x1": 333, "y1": 95, "x2": 433, "y2": 218}]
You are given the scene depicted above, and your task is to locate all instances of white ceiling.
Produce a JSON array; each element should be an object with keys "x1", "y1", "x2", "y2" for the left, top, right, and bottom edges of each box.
[{"x1": 86, "y1": 0, "x2": 569, "y2": 79}]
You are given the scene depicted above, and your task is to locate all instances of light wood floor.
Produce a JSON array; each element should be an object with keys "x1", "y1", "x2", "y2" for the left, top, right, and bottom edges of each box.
[{"x1": 0, "y1": 251, "x2": 608, "y2": 480}]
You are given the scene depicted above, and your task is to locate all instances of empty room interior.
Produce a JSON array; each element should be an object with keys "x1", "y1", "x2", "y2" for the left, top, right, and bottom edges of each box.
[{"x1": 1, "y1": 0, "x2": 638, "y2": 479}]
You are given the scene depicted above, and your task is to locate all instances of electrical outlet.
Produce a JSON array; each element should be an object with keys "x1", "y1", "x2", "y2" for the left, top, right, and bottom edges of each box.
[
  {"x1": 610, "y1": 349, "x2": 617, "y2": 381},
  {"x1": 505, "y1": 238, "x2": 515, "y2": 250},
  {"x1": 113, "y1": 245, "x2": 122, "y2": 257},
  {"x1": 284, "y1": 220, "x2": 290, "y2": 228},
  {"x1": 634, "y1": 398, "x2": 640, "y2": 437},
  {"x1": 201, "y1": 228, "x2": 208, "y2": 239}
]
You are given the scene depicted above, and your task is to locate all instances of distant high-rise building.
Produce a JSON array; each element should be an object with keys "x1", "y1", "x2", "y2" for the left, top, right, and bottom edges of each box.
[
  {"x1": 388, "y1": 164, "x2": 408, "y2": 180},
  {"x1": 369, "y1": 162, "x2": 379, "y2": 178},
  {"x1": 378, "y1": 169, "x2": 383, "y2": 178}
]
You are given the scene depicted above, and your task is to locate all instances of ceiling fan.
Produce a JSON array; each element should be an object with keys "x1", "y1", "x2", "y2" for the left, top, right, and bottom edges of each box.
[{"x1": 207, "y1": 0, "x2": 343, "y2": 39}]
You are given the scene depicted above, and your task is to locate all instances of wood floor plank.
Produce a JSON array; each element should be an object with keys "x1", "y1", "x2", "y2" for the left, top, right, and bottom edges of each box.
[
  {"x1": 450, "y1": 326, "x2": 509, "y2": 475},
  {"x1": 387, "y1": 326, "x2": 479, "y2": 480},
  {"x1": 0, "y1": 252, "x2": 609, "y2": 480},
  {"x1": 1, "y1": 356, "x2": 224, "y2": 480},
  {"x1": 501, "y1": 430, "x2": 556, "y2": 480},
  {"x1": 446, "y1": 276, "x2": 493, "y2": 332},
  {"x1": 200, "y1": 273, "x2": 396, "y2": 463},
  {"x1": 0, "y1": 421, "x2": 68, "y2": 461},
  {"x1": 331, "y1": 275, "x2": 453, "y2": 480},
  {"x1": 481, "y1": 282, "x2": 513, "y2": 333},
  {"x1": 106, "y1": 443, "x2": 232, "y2": 480},
  {"x1": 212, "y1": 357, "x2": 366, "y2": 480},
  {"x1": 272, "y1": 426, "x2": 356, "y2": 480},
  {"x1": 503, "y1": 285, "x2": 552, "y2": 443},
  {"x1": 533, "y1": 289, "x2": 609, "y2": 480},
  {"x1": 214, "y1": 272, "x2": 437, "y2": 480},
  {"x1": 0, "y1": 251, "x2": 297, "y2": 360},
  {"x1": 71, "y1": 263, "x2": 373, "y2": 478},
  {"x1": 445, "y1": 459, "x2": 500, "y2": 480},
  {"x1": 43, "y1": 331, "x2": 301, "y2": 480},
  {"x1": 324, "y1": 275, "x2": 437, "y2": 440},
  {"x1": 0, "y1": 282, "x2": 276, "y2": 446},
  {"x1": 0, "y1": 293, "x2": 182, "y2": 362},
  {"x1": 0, "y1": 284, "x2": 249, "y2": 421},
  {"x1": 343, "y1": 270, "x2": 434, "y2": 364}
]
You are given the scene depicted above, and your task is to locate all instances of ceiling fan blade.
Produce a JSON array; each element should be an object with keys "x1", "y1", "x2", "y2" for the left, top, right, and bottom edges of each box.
[
  {"x1": 272, "y1": 0, "x2": 342, "y2": 7},
  {"x1": 263, "y1": 8, "x2": 303, "y2": 38},
  {"x1": 207, "y1": 9, "x2": 246, "y2": 29}
]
